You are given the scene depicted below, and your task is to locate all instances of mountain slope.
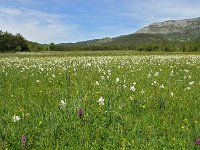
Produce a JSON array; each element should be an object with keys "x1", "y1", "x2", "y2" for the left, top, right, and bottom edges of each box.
[
  {"x1": 136, "y1": 17, "x2": 200, "y2": 41},
  {"x1": 60, "y1": 17, "x2": 200, "y2": 47},
  {"x1": 109, "y1": 33, "x2": 168, "y2": 46}
]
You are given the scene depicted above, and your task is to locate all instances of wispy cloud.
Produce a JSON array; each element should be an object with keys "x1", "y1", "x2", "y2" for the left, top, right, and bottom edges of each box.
[
  {"x1": 119, "y1": 0, "x2": 200, "y2": 26},
  {"x1": 0, "y1": 6, "x2": 76, "y2": 43}
]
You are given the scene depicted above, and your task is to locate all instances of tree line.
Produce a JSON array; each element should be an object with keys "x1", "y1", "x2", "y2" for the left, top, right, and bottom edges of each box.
[
  {"x1": 48, "y1": 42, "x2": 200, "y2": 52},
  {"x1": 1, "y1": 30, "x2": 200, "y2": 52},
  {"x1": 0, "y1": 30, "x2": 29, "y2": 52},
  {"x1": 0, "y1": 30, "x2": 50, "y2": 52}
]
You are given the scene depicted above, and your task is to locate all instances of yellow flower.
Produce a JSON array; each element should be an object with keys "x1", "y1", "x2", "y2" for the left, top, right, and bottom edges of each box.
[
  {"x1": 39, "y1": 121, "x2": 42, "y2": 126},
  {"x1": 142, "y1": 105, "x2": 146, "y2": 108},
  {"x1": 131, "y1": 140, "x2": 134, "y2": 145}
]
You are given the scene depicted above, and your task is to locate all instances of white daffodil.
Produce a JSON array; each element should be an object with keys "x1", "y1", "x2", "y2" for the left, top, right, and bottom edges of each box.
[
  {"x1": 116, "y1": 78, "x2": 119, "y2": 83},
  {"x1": 189, "y1": 81, "x2": 194, "y2": 85},
  {"x1": 170, "y1": 92, "x2": 174, "y2": 97},
  {"x1": 12, "y1": 115, "x2": 20, "y2": 122},
  {"x1": 97, "y1": 97, "x2": 104, "y2": 106},
  {"x1": 184, "y1": 87, "x2": 191, "y2": 91},
  {"x1": 160, "y1": 84, "x2": 165, "y2": 89},
  {"x1": 59, "y1": 99, "x2": 67, "y2": 109},
  {"x1": 154, "y1": 72, "x2": 159, "y2": 77},
  {"x1": 130, "y1": 85, "x2": 136, "y2": 92},
  {"x1": 96, "y1": 81, "x2": 99, "y2": 85},
  {"x1": 141, "y1": 90, "x2": 145, "y2": 95},
  {"x1": 170, "y1": 70, "x2": 174, "y2": 76}
]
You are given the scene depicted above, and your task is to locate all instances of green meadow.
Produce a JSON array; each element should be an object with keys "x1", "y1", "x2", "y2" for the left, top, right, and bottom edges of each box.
[{"x1": 1, "y1": 51, "x2": 200, "y2": 149}]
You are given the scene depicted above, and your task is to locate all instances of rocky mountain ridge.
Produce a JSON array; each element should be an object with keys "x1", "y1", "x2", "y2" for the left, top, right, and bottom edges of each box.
[{"x1": 136, "y1": 17, "x2": 200, "y2": 41}]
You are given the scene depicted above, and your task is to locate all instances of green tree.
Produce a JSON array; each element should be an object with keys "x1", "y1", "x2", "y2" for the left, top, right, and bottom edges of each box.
[
  {"x1": 49, "y1": 42, "x2": 56, "y2": 51},
  {"x1": 0, "y1": 30, "x2": 29, "y2": 52},
  {"x1": 15, "y1": 33, "x2": 29, "y2": 52}
]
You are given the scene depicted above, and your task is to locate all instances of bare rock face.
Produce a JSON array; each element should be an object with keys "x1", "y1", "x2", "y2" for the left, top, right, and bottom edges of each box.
[{"x1": 136, "y1": 17, "x2": 200, "y2": 35}]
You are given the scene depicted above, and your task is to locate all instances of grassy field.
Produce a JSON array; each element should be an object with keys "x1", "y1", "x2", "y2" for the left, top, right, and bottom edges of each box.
[
  {"x1": 1, "y1": 50, "x2": 200, "y2": 58},
  {"x1": 1, "y1": 51, "x2": 200, "y2": 149}
]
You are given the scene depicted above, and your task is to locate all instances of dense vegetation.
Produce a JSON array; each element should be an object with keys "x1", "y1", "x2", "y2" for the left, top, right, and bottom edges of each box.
[
  {"x1": 0, "y1": 30, "x2": 49, "y2": 53},
  {"x1": 0, "y1": 30, "x2": 29, "y2": 52},
  {"x1": 27, "y1": 41, "x2": 49, "y2": 52},
  {"x1": 1, "y1": 53, "x2": 200, "y2": 149},
  {"x1": 50, "y1": 33, "x2": 200, "y2": 52}
]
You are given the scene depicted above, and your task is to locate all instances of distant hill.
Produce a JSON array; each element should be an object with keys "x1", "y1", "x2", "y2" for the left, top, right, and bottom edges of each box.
[
  {"x1": 110, "y1": 33, "x2": 168, "y2": 46},
  {"x1": 59, "y1": 34, "x2": 168, "y2": 46},
  {"x1": 59, "y1": 37, "x2": 112, "y2": 46},
  {"x1": 60, "y1": 17, "x2": 200, "y2": 47},
  {"x1": 136, "y1": 17, "x2": 200, "y2": 41}
]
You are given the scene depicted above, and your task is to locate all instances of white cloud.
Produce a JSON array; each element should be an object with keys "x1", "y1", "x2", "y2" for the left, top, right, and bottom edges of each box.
[
  {"x1": 119, "y1": 0, "x2": 200, "y2": 28},
  {"x1": 0, "y1": 7, "x2": 75, "y2": 43}
]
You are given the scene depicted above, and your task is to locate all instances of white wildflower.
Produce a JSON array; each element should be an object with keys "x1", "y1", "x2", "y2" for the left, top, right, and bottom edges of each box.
[
  {"x1": 189, "y1": 81, "x2": 194, "y2": 85},
  {"x1": 154, "y1": 72, "x2": 159, "y2": 77},
  {"x1": 151, "y1": 81, "x2": 157, "y2": 85},
  {"x1": 59, "y1": 99, "x2": 67, "y2": 109},
  {"x1": 101, "y1": 76, "x2": 105, "y2": 80},
  {"x1": 12, "y1": 115, "x2": 20, "y2": 122},
  {"x1": 184, "y1": 87, "x2": 191, "y2": 91},
  {"x1": 170, "y1": 70, "x2": 174, "y2": 76},
  {"x1": 97, "y1": 97, "x2": 104, "y2": 106},
  {"x1": 86, "y1": 63, "x2": 91, "y2": 67},
  {"x1": 116, "y1": 78, "x2": 119, "y2": 83},
  {"x1": 170, "y1": 92, "x2": 174, "y2": 97},
  {"x1": 130, "y1": 85, "x2": 136, "y2": 92},
  {"x1": 52, "y1": 74, "x2": 56, "y2": 78},
  {"x1": 96, "y1": 81, "x2": 99, "y2": 85},
  {"x1": 141, "y1": 90, "x2": 145, "y2": 95},
  {"x1": 108, "y1": 70, "x2": 111, "y2": 75},
  {"x1": 160, "y1": 84, "x2": 165, "y2": 89}
]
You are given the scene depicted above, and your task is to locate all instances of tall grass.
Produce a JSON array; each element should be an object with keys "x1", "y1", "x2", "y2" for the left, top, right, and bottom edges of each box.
[{"x1": 1, "y1": 53, "x2": 200, "y2": 149}]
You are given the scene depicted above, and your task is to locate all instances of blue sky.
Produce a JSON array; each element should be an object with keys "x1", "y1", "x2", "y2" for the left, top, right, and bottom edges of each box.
[{"x1": 0, "y1": 0, "x2": 200, "y2": 43}]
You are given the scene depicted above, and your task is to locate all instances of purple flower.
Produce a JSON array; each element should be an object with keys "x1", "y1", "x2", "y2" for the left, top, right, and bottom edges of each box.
[
  {"x1": 195, "y1": 139, "x2": 200, "y2": 145},
  {"x1": 21, "y1": 134, "x2": 27, "y2": 145},
  {"x1": 78, "y1": 108, "x2": 84, "y2": 118}
]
